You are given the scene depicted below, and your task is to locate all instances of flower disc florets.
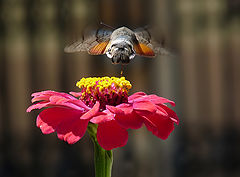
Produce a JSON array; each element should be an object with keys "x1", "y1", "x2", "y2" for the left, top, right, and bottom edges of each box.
[{"x1": 76, "y1": 77, "x2": 132, "y2": 110}]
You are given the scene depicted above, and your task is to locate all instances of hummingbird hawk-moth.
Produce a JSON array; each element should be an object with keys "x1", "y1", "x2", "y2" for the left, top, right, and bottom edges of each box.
[{"x1": 64, "y1": 26, "x2": 169, "y2": 64}]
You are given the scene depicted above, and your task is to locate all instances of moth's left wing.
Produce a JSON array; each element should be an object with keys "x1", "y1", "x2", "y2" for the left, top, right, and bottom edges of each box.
[
  {"x1": 64, "y1": 29, "x2": 113, "y2": 55},
  {"x1": 133, "y1": 27, "x2": 170, "y2": 57}
]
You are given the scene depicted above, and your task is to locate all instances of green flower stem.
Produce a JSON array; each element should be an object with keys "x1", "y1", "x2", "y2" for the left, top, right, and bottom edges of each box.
[{"x1": 87, "y1": 123, "x2": 113, "y2": 177}]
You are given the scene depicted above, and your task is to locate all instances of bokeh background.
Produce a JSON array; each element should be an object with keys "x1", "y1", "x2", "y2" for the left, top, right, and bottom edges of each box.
[{"x1": 0, "y1": 0, "x2": 240, "y2": 177}]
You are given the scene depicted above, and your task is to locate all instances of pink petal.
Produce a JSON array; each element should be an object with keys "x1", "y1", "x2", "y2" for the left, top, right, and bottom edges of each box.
[
  {"x1": 155, "y1": 105, "x2": 169, "y2": 117},
  {"x1": 133, "y1": 100, "x2": 157, "y2": 113},
  {"x1": 158, "y1": 104, "x2": 179, "y2": 125},
  {"x1": 97, "y1": 121, "x2": 128, "y2": 150},
  {"x1": 128, "y1": 92, "x2": 146, "y2": 103},
  {"x1": 27, "y1": 93, "x2": 90, "y2": 112},
  {"x1": 115, "y1": 103, "x2": 134, "y2": 114},
  {"x1": 36, "y1": 115, "x2": 55, "y2": 134},
  {"x1": 31, "y1": 90, "x2": 57, "y2": 97},
  {"x1": 32, "y1": 95, "x2": 50, "y2": 103},
  {"x1": 48, "y1": 96, "x2": 85, "y2": 110},
  {"x1": 49, "y1": 96, "x2": 67, "y2": 104},
  {"x1": 143, "y1": 117, "x2": 158, "y2": 135},
  {"x1": 143, "y1": 114, "x2": 175, "y2": 140},
  {"x1": 37, "y1": 107, "x2": 89, "y2": 144},
  {"x1": 106, "y1": 105, "x2": 125, "y2": 114},
  {"x1": 115, "y1": 111, "x2": 143, "y2": 129},
  {"x1": 27, "y1": 102, "x2": 49, "y2": 112},
  {"x1": 32, "y1": 91, "x2": 76, "y2": 101},
  {"x1": 36, "y1": 107, "x2": 82, "y2": 135},
  {"x1": 56, "y1": 118, "x2": 89, "y2": 144},
  {"x1": 80, "y1": 102, "x2": 100, "y2": 120},
  {"x1": 70, "y1": 92, "x2": 82, "y2": 98},
  {"x1": 90, "y1": 111, "x2": 113, "y2": 124},
  {"x1": 107, "y1": 104, "x2": 143, "y2": 129},
  {"x1": 135, "y1": 95, "x2": 176, "y2": 106},
  {"x1": 68, "y1": 100, "x2": 91, "y2": 110}
]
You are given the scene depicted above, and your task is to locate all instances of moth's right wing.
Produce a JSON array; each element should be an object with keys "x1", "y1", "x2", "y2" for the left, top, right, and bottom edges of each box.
[
  {"x1": 64, "y1": 29, "x2": 113, "y2": 55},
  {"x1": 133, "y1": 27, "x2": 171, "y2": 57}
]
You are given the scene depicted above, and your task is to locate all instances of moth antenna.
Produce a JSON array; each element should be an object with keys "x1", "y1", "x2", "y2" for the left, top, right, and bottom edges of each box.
[{"x1": 100, "y1": 22, "x2": 115, "y2": 29}]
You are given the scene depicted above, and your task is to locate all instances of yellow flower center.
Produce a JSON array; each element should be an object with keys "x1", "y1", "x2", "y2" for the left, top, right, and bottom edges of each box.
[
  {"x1": 76, "y1": 77, "x2": 132, "y2": 110},
  {"x1": 76, "y1": 77, "x2": 132, "y2": 93}
]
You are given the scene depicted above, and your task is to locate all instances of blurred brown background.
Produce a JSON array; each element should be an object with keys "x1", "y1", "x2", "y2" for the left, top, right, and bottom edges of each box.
[{"x1": 0, "y1": 0, "x2": 240, "y2": 177}]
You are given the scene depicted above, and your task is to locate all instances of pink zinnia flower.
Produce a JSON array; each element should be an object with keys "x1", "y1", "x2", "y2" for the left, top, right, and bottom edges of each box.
[
  {"x1": 27, "y1": 91, "x2": 100, "y2": 144},
  {"x1": 27, "y1": 77, "x2": 179, "y2": 150}
]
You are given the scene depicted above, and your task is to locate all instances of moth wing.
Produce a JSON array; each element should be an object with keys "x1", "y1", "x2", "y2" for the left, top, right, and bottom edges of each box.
[
  {"x1": 88, "y1": 41, "x2": 110, "y2": 55},
  {"x1": 133, "y1": 27, "x2": 171, "y2": 57},
  {"x1": 64, "y1": 39, "x2": 86, "y2": 53},
  {"x1": 64, "y1": 29, "x2": 112, "y2": 55},
  {"x1": 133, "y1": 43, "x2": 155, "y2": 57}
]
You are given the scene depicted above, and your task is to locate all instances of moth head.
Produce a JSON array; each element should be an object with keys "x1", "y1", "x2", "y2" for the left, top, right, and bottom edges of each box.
[{"x1": 106, "y1": 42, "x2": 135, "y2": 64}]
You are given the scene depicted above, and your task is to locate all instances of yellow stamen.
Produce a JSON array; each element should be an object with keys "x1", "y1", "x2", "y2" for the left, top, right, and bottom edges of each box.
[{"x1": 76, "y1": 76, "x2": 132, "y2": 93}]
